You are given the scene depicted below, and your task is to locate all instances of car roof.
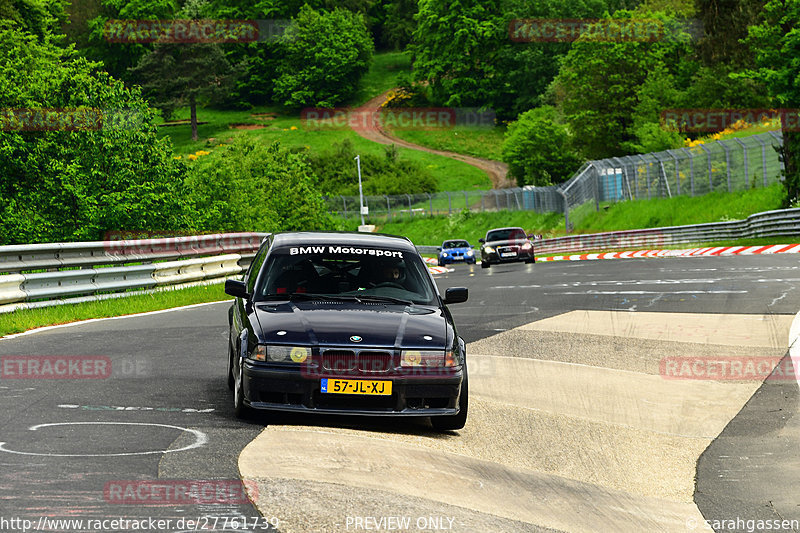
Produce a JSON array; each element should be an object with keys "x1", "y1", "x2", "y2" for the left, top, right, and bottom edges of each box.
[
  {"x1": 442, "y1": 239, "x2": 469, "y2": 244},
  {"x1": 271, "y1": 231, "x2": 417, "y2": 252},
  {"x1": 486, "y1": 227, "x2": 525, "y2": 233}
]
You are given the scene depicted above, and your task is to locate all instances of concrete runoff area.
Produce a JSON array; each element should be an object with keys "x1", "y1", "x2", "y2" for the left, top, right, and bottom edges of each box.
[{"x1": 239, "y1": 311, "x2": 795, "y2": 532}]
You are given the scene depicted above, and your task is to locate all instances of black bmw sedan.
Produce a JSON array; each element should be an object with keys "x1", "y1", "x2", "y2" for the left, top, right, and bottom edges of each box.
[{"x1": 224, "y1": 232, "x2": 470, "y2": 431}]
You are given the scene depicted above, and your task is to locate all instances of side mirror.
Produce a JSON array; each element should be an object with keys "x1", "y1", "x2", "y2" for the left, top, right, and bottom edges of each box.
[
  {"x1": 478, "y1": 238, "x2": 485, "y2": 244},
  {"x1": 443, "y1": 287, "x2": 468, "y2": 305},
  {"x1": 225, "y1": 279, "x2": 250, "y2": 299},
  {"x1": 437, "y1": 247, "x2": 442, "y2": 251}
]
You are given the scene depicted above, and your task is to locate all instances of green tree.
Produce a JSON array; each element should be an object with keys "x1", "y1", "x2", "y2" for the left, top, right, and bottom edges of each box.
[
  {"x1": 741, "y1": 0, "x2": 800, "y2": 205},
  {"x1": 129, "y1": 41, "x2": 236, "y2": 140},
  {"x1": 274, "y1": 5, "x2": 374, "y2": 108},
  {"x1": 0, "y1": 0, "x2": 67, "y2": 39},
  {"x1": 84, "y1": 0, "x2": 178, "y2": 81},
  {"x1": 409, "y1": 0, "x2": 643, "y2": 120},
  {"x1": 501, "y1": 106, "x2": 581, "y2": 186},
  {"x1": 551, "y1": 10, "x2": 696, "y2": 159},
  {"x1": 0, "y1": 26, "x2": 189, "y2": 244},
  {"x1": 185, "y1": 139, "x2": 336, "y2": 232}
]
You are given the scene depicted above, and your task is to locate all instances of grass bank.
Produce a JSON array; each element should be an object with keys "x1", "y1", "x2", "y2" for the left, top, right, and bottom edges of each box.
[{"x1": 0, "y1": 284, "x2": 229, "y2": 338}]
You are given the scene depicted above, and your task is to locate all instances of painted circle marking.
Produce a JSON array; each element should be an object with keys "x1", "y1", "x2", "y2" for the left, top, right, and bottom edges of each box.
[{"x1": 0, "y1": 422, "x2": 208, "y2": 457}]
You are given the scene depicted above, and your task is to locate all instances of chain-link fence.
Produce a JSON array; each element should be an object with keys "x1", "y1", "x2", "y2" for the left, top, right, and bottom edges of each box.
[{"x1": 325, "y1": 131, "x2": 785, "y2": 223}]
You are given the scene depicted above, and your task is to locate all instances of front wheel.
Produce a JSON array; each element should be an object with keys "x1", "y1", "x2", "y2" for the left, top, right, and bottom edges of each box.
[
  {"x1": 227, "y1": 336, "x2": 235, "y2": 390},
  {"x1": 481, "y1": 260, "x2": 490, "y2": 269},
  {"x1": 431, "y1": 373, "x2": 468, "y2": 431},
  {"x1": 233, "y1": 360, "x2": 251, "y2": 419}
]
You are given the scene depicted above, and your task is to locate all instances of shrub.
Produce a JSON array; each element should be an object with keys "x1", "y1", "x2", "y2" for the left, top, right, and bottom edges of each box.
[
  {"x1": 306, "y1": 139, "x2": 437, "y2": 196},
  {"x1": 185, "y1": 138, "x2": 336, "y2": 233},
  {"x1": 0, "y1": 26, "x2": 189, "y2": 244},
  {"x1": 274, "y1": 6, "x2": 374, "y2": 109},
  {"x1": 502, "y1": 106, "x2": 581, "y2": 186}
]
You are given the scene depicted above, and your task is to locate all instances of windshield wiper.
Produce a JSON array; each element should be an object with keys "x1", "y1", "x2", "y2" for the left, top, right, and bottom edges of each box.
[
  {"x1": 262, "y1": 293, "x2": 371, "y2": 302},
  {"x1": 355, "y1": 294, "x2": 414, "y2": 306}
]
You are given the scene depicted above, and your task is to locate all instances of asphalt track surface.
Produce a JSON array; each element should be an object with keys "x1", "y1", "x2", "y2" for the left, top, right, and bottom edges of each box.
[{"x1": 1, "y1": 255, "x2": 799, "y2": 532}]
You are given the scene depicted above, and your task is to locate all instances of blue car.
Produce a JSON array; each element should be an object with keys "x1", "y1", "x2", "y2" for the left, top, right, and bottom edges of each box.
[{"x1": 437, "y1": 240, "x2": 476, "y2": 266}]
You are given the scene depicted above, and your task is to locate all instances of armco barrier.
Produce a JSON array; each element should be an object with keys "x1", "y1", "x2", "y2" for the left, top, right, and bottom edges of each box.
[
  {"x1": 0, "y1": 233, "x2": 267, "y2": 313},
  {"x1": 532, "y1": 208, "x2": 800, "y2": 255},
  {"x1": 0, "y1": 232, "x2": 267, "y2": 274}
]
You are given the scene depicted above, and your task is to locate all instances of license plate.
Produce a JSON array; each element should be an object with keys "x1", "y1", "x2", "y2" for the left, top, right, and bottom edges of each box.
[
  {"x1": 500, "y1": 252, "x2": 517, "y2": 257},
  {"x1": 452, "y1": 256, "x2": 464, "y2": 261},
  {"x1": 321, "y1": 379, "x2": 392, "y2": 395}
]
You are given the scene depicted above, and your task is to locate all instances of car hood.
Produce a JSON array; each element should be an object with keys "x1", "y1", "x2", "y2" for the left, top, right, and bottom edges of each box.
[
  {"x1": 484, "y1": 239, "x2": 528, "y2": 247},
  {"x1": 252, "y1": 301, "x2": 448, "y2": 349},
  {"x1": 441, "y1": 247, "x2": 472, "y2": 253}
]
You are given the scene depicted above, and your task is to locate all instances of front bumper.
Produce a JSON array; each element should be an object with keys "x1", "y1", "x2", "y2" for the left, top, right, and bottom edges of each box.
[
  {"x1": 439, "y1": 254, "x2": 475, "y2": 265},
  {"x1": 482, "y1": 249, "x2": 535, "y2": 264},
  {"x1": 242, "y1": 361, "x2": 464, "y2": 416}
]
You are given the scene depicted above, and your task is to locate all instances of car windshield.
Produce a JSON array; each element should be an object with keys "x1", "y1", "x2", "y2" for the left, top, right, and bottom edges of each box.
[
  {"x1": 255, "y1": 246, "x2": 437, "y2": 305},
  {"x1": 486, "y1": 229, "x2": 527, "y2": 242},
  {"x1": 443, "y1": 240, "x2": 470, "y2": 249}
]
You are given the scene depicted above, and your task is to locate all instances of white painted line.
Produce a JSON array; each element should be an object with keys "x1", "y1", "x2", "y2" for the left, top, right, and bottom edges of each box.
[{"x1": 0, "y1": 300, "x2": 231, "y2": 341}]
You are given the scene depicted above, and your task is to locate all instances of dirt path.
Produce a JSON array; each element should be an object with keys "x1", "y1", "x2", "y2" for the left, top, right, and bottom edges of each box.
[{"x1": 350, "y1": 91, "x2": 515, "y2": 189}]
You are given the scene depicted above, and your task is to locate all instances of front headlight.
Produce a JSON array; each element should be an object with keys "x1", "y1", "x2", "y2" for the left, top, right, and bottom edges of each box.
[
  {"x1": 252, "y1": 345, "x2": 310, "y2": 363},
  {"x1": 483, "y1": 246, "x2": 495, "y2": 254},
  {"x1": 466, "y1": 250, "x2": 474, "y2": 256},
  {"x1": 401, "y1": 350, "x2": 456, "y2": 368}
]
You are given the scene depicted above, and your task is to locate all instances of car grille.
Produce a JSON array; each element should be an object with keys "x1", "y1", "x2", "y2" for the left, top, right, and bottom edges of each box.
[
  {"x1": 319, "y1": 349, "x2": 396, "y2": 374},
  {"x1": 321, "y1": 350, "x2": 356, "y2": 372},
  {"x1": 498, "y1": 246, "x2": 519, "y2": 253},
  {"x1": 358, "y1": 351, "x2": 396, "y2": 372}
]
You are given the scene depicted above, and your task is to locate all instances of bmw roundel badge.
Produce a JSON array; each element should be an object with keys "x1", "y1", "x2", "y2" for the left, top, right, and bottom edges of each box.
[{"x1": 350, "y1": 335, "x2": 363, "y2": 343}]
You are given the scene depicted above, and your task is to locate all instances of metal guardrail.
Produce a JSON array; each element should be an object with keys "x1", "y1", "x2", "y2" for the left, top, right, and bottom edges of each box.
[
  {"x1": 532, "y1": 208, "x2": 800, "y2": 255},
  {"x1": 0, "y1": 233, "x2": 269, "y2": 313},
  {"x1": 415, "y1": 208, "x2": 800, "y2": 257},
  {"x1": 0, "y1": 232, "x2": 267, "y2": 273}
]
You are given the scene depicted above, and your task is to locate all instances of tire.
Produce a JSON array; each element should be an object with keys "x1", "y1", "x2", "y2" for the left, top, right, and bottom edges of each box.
[
  {"x1": 227, "y1": 335, "x2": 235, "y2": 391},
  {"x1": 232, "y1": 359, "x2": 251, "y2": 419},
  {"x1": 438, "y1": 259, "x2": 444, "y2": 267},
  {"x1": 481, "y1": 260, "x2": 490, "y2": 269},
  {"x1": 431, "y1": 373, "x2": 468, "y2": 431},
  {"x1": 524, "y1": 257, "x2": 535, "y2": 264}
]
